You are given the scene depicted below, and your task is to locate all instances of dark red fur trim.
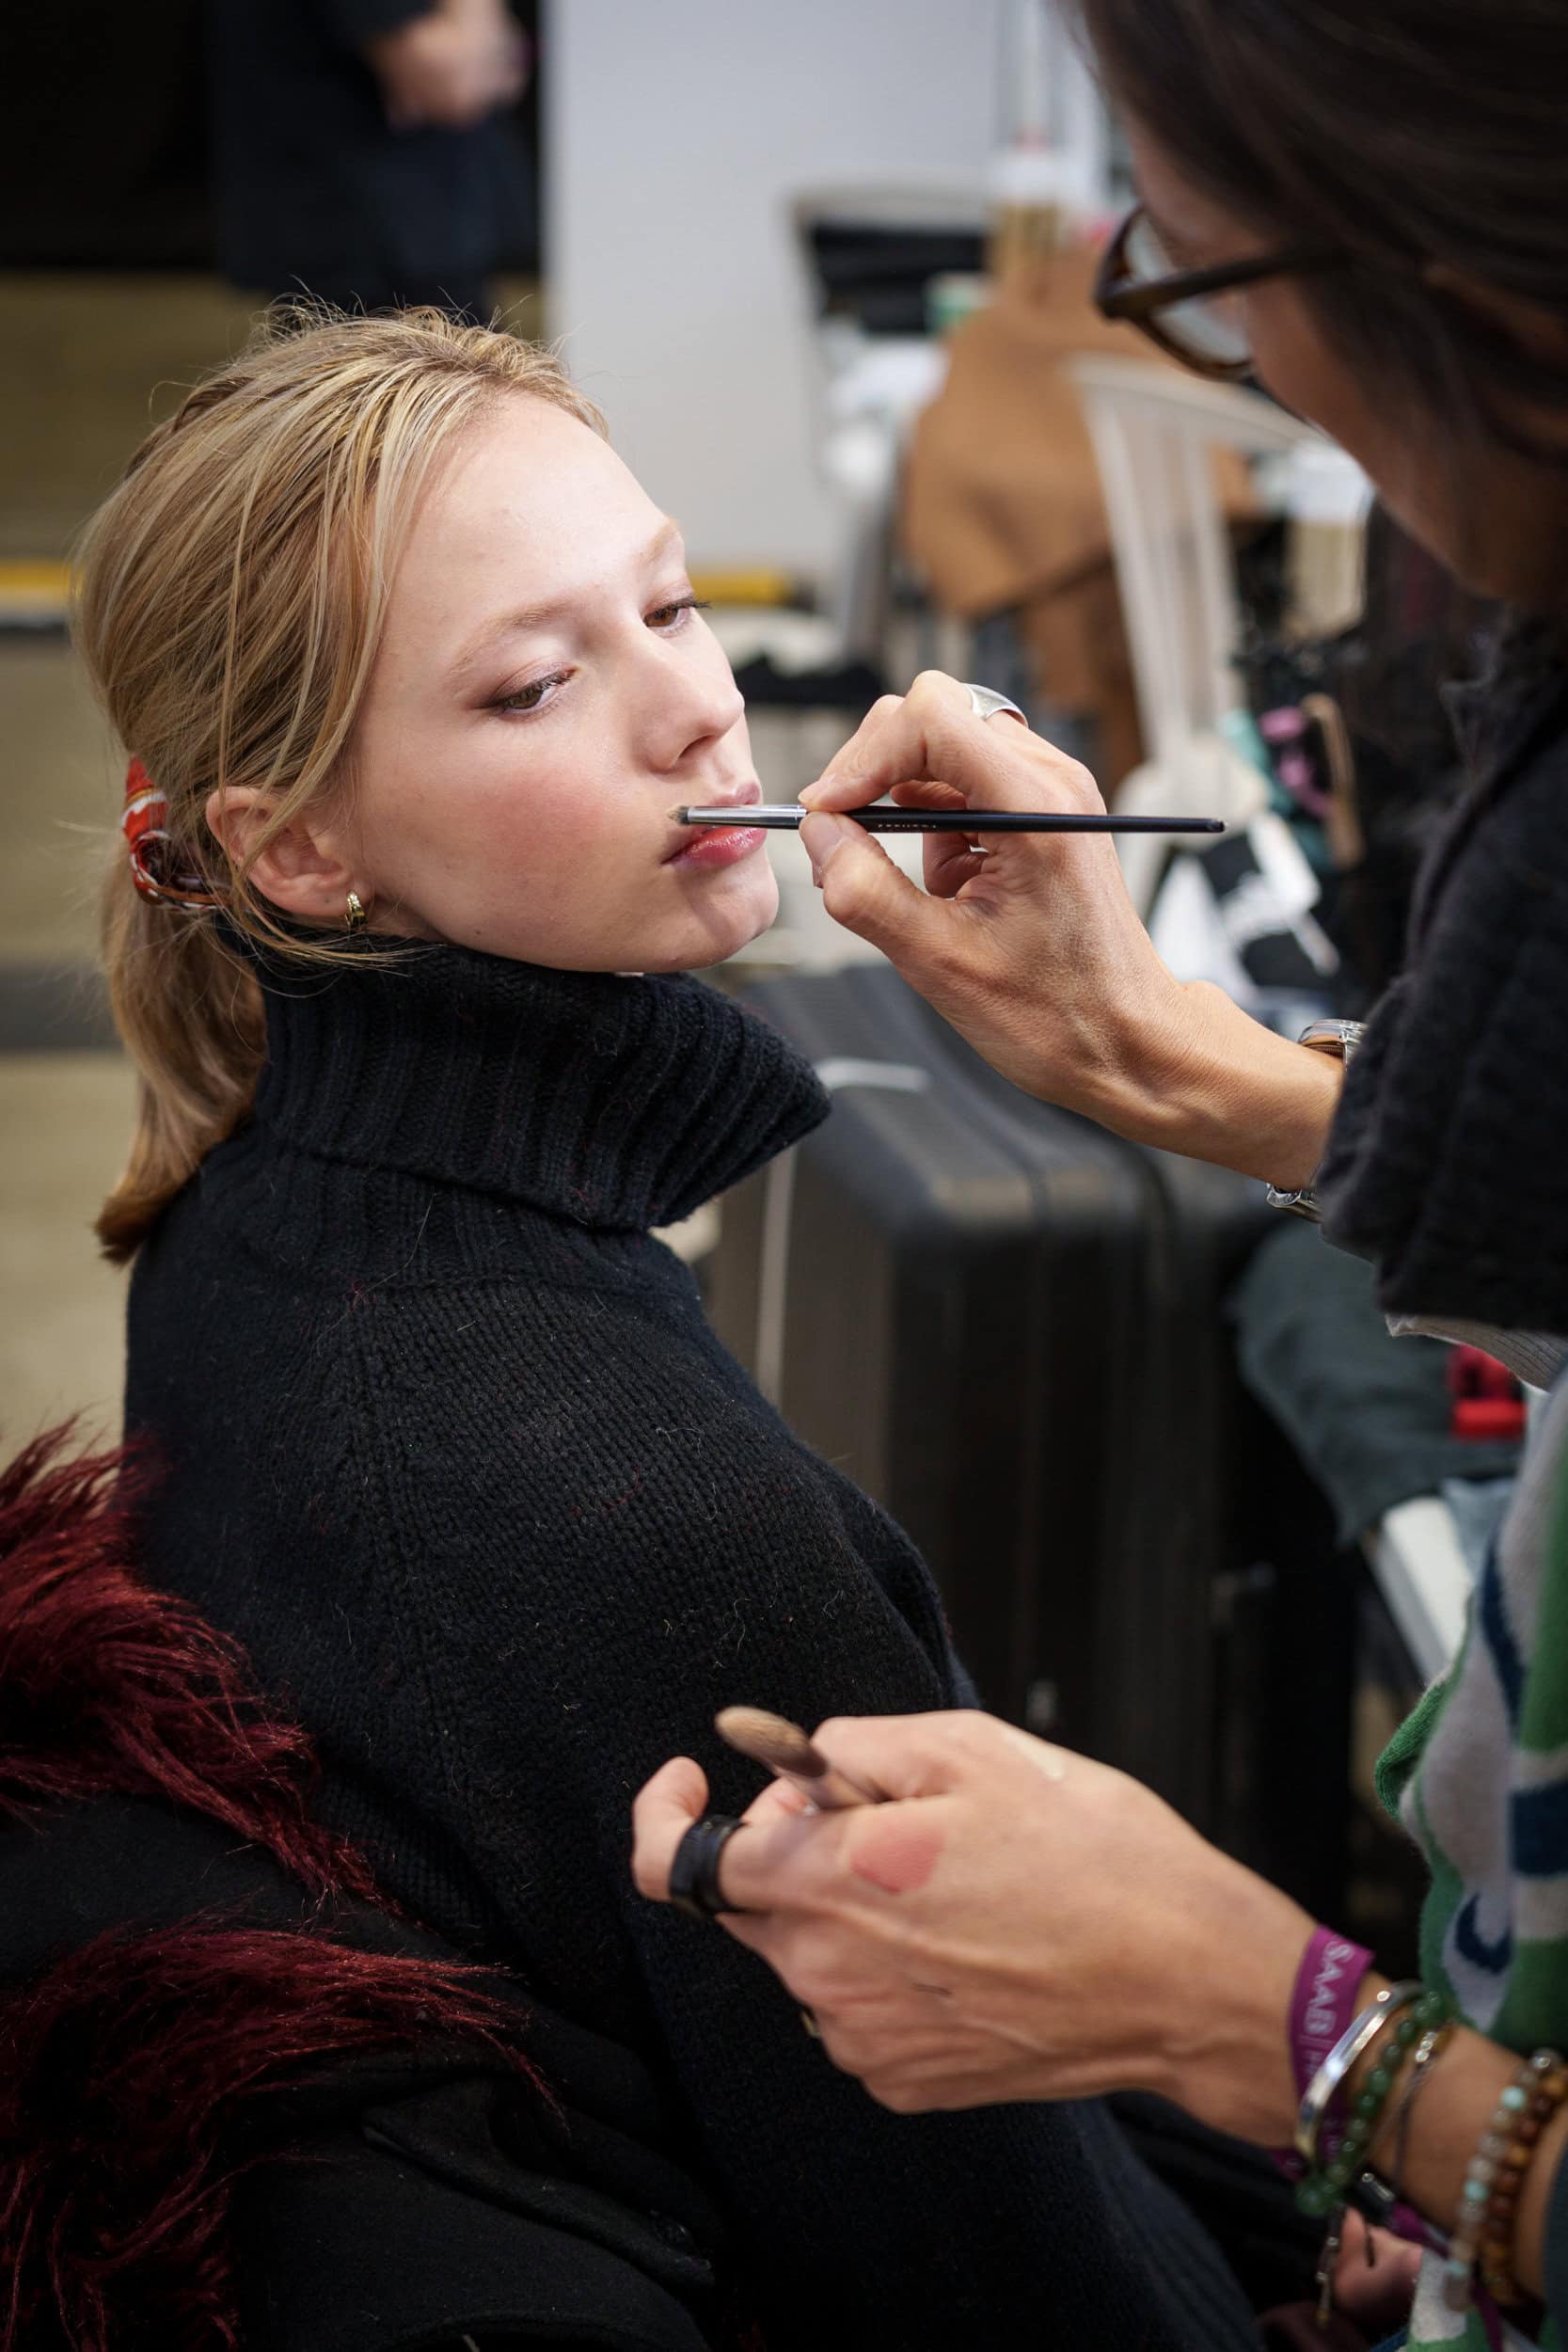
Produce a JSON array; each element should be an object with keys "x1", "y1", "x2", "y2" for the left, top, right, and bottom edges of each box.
[
  {"x1": 2, "y1": 1922, "x2": 521, "y2": 2352},
  {"x1": 0, "y1": 1428, "x2": 539, "y2": 2352},
  {"x1": 0, "y1": 1425, "x2": 373, "y2": 1897}
]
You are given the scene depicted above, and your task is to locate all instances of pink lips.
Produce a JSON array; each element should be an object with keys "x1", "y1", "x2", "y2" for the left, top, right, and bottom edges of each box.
[{"x1": 666, "y1": 782, "x2": 767, "y2": 872}]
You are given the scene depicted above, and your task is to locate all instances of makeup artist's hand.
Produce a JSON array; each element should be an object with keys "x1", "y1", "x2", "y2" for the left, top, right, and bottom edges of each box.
[
  {"x1": 798, "y1": 675, "x2": 1340, "y2": 1192},
  {"x1": 633, "y1": 1708, "x2": 1312, "y2": 2145},
  {"x1": 800, "y1": 675, "x2": 1180, "y2": 1117},
  {"x1": 365, "y1": 0, "x2": 528, "y2": 131}
]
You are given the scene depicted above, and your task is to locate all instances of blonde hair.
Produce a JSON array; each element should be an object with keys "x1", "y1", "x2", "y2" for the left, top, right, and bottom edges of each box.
[{"x1": 73, "y1": 308, "x2": 604, "y2": 1264}]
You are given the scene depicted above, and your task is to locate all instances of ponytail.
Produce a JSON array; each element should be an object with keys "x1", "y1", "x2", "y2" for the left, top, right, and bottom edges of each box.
[{"x1": 95, "y1": 869, "x2": 264, "y2": 1263}]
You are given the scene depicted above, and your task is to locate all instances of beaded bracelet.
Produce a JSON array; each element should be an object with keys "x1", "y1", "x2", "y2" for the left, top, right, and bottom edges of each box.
[
  {"x1": 1382, "y1": 2013, "x2": 1456, "y2": 2223},
  {"x1": 1326, "y1": 1988, "x2": 1451, "y2": 2203},
  {"x1": 1294, "y1": 1982, "x2": 1441, "y2": 2213},
  {"x1": 1481, "y1": 2050, "x2": 1568, "y2": 2305},
  {"x1": 1441, "y1": 2046, "x2": 1568, "y2": 2312}
]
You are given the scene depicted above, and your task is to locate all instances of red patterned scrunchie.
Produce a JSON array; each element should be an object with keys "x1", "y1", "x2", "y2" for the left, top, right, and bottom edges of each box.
[{"x1": 121, "y1": 756, "x2": 224, "y2": 909}]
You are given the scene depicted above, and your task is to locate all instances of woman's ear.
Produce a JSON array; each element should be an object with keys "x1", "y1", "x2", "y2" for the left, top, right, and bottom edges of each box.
[{"x1": 204, "y1": 786, "x2": 367, "y2": 927}]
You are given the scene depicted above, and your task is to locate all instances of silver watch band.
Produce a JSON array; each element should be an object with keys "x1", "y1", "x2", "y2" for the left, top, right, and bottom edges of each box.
[{"x1": 1264, "y1": 1020, "x2": 1365, "y2": 1223}]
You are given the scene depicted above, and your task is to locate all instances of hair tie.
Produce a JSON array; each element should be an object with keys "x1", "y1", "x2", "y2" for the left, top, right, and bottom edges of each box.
[{"x1": 121, "y1": 757, "x2": 224, "y2": 909}]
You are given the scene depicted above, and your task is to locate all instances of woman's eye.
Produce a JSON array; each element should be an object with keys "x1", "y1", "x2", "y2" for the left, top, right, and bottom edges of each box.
[
  {"x1": 487, "y1": 601, "x2": 708, "y2": 714},
  {"x1": 647, "y1": 596, "x2": 711, "y2": 631},
  {"x1": 493, "y1": 670, "x2": 570, "y2": 715}
]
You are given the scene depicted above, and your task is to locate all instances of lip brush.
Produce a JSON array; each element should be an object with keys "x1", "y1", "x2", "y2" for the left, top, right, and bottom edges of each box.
[{"x1": 675, "y1": 805, "x2": 1224, "y2": 836}]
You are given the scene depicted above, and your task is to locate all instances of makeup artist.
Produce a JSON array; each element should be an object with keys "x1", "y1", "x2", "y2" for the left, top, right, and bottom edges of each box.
[{"x1": 633, "y1": 3, "x2": 1568, "y2": 2345}]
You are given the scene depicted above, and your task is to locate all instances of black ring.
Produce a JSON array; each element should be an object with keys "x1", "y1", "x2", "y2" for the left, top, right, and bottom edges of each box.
[{"x1": 669, "y1": 1814, "x2": 750, "y2": 1921}]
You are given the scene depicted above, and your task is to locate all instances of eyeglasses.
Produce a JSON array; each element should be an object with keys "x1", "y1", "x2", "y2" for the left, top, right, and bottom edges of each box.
[{"x1": 1093, "y1": 204, "x2": 1346, "y2": 382}]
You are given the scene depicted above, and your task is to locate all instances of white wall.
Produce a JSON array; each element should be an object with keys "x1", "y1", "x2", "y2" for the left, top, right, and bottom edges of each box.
[{"x1": 546, "y1": 0, "x2": 1006, "y2": 586}]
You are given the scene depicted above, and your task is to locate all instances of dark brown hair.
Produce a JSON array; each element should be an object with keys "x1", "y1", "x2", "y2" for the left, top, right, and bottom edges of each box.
[{"x1": 1071, "y1": 0, "x2": 1568, "y2": 441}]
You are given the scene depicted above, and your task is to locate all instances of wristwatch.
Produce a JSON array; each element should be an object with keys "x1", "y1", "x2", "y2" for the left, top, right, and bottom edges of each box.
[{"x1": 1264, "y1": 1019, "x2": 1365, "y2": 1224}]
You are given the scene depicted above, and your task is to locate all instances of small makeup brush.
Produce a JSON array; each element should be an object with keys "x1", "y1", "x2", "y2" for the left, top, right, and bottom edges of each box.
[
  {"x1": 676, "y1": 805, "x2": 1224, "y2": 836},
  {"x1": 715, "y1": 1705, "x2": 880, "y2": 1810}
]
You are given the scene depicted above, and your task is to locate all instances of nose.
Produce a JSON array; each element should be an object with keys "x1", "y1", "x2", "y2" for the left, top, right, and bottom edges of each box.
[{"x1": 634, "y1": 630, "x2": 746, "y2": 777}]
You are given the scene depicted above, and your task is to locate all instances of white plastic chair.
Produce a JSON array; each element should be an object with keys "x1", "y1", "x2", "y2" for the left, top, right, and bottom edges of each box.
[
  {"x1": 1067, "y1": 358, "x2": 1484, "y2": 1692},
  {"x1": 1063, "y1": 354, "x2": 1327, "y2": 782}
]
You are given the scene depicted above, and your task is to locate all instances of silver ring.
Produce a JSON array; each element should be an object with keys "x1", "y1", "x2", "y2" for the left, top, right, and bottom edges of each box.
[{"x1": 963, "y1": 682, "x2": 1027, "y2": 724}]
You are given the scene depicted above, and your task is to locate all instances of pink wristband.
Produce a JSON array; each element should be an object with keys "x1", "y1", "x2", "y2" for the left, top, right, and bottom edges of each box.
[
  {"x1": 1270, "y1": 1925, "x2": 1373, "y2": 2177},
  {"x1": 1290, "y1": 1925, "x2": 1374, "y2": 2097}
]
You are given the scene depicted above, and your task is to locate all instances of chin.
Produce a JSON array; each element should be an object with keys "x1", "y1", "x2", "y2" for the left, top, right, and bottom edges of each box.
[{"x1": 639, "y1": 860, "x2": 781, "y2": 974}]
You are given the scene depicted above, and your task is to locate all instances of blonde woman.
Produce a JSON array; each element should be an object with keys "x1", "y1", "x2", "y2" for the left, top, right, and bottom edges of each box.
[{"x1": 72, "y1": 312, "x2": 1264, "y2": 2351}]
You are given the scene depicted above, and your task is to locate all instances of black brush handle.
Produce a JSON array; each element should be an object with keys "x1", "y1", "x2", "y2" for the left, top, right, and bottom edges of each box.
[{"x1": 676, "y1": 805, "x2": 1224, "y2": 835}]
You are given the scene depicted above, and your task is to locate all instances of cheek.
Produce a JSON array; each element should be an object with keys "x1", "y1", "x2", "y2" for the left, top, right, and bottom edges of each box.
[
  {"x1": 348, "y1": 686, "x2": 778, "y2": 968},
  {"x1": 368, "y1": 732, "x2": 636, "y2": 904},
  {"x1": 1247, "y1": 288, "x2": 1447, "y2": 551},
  {"x1": 463, "y1": 756, "x2": 630, "y2": 867},
  {"x1": 1246, "y1": 285, "x2": 1364, "y2": 444}
]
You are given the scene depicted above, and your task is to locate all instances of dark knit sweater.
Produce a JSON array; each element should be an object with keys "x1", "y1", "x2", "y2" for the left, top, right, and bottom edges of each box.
[
  {"x1": 124, "y1": 945, "x2": 1259, "y2": 2351},
  {"x1": 1321, "y1": 624, "x2": 1568, "y2": 1331}
]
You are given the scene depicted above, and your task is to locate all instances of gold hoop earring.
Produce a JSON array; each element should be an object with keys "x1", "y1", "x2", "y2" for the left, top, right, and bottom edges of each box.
[{"x1": 344, "y1": 891, "x2": 368, "y2": 934}]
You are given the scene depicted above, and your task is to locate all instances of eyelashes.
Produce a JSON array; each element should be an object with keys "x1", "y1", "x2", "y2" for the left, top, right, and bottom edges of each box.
[
  {"x1": 493, "y1": 671, "x2": 569, "y2": 715},
  {"x1": 647, "y1": 595, "x2": 711, "y2": 629},
  {"x1": 489, "y1": 596, "x2": 712, "y2": 717},
  {"x1": 492, "y1": 674, "x2": 564, "y2": 715}
]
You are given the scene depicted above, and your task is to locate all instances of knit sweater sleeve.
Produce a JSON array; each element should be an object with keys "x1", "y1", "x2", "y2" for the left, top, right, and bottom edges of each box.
[{"x1": 359, "y1": 1265, "x2": 1257, "y2": 2352}]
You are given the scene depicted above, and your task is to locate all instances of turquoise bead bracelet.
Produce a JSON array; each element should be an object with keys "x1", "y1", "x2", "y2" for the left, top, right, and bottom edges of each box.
[{"x1": 1446, "y1": 2046, "x2": 1568, "y2": 2314}]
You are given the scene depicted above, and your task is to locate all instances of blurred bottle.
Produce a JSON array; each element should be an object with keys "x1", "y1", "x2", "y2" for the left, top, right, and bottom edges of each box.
[
  {"x1": 1281, "y1": 442, "x2": 1373, "y2": 639},
  {"x1": 987, "y1": 0, "x2": 1098, "y2": 293}
]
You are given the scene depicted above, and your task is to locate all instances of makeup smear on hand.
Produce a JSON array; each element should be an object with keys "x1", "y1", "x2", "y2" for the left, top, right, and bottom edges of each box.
[{"x1": 848, "y1": 1813, "x2": 945, "y2": 1895}]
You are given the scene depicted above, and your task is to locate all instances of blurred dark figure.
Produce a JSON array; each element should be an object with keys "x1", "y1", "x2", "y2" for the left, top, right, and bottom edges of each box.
[
  {"x1": 210, "y1": 0, "x2": 532, "y2": 320},
  {"x1": 1233, "y1": 504, "x2": 1498, "y2": 1012}
]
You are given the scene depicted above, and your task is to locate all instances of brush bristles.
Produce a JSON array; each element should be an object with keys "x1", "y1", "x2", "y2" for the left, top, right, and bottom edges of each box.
[{"x1": 715, "y1": 1705, "x2": 826, "y2": 1778}]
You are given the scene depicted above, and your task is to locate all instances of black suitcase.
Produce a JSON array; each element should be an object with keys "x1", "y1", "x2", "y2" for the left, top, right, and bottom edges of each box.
[{"x1": 710, "y1": 963, "x2": 1353, "y2": 1886}]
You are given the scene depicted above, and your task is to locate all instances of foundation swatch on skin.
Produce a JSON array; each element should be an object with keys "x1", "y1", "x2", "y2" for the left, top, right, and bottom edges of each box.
[
  {"x1": 850, "y1": 1810, "x2": 945, "y2": 1895},
  {"x1": 847, "y1": 1727, "x2": 1067, "y2": 1892}
]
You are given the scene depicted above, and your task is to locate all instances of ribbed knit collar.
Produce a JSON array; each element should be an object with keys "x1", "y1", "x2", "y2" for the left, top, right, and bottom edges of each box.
[{"x1": 247, "y1": 941, "x2": 829, "y2": 1233}]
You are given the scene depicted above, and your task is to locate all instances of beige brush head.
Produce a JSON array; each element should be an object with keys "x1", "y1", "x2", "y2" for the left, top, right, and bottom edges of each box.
[{"x1": 715, "y1": 1705, "x2": 826, "y2": 1778}]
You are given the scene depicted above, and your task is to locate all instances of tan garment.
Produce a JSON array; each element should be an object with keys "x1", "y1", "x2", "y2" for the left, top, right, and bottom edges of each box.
[{"x1": 900, "y1": 245, "x2": 1254, "y2": 776}]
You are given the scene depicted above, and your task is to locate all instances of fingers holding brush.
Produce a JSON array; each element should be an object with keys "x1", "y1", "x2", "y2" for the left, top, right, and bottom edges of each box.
[
  {"x1": 630, "y1": 1749, "x2": 814, "y2": 1914},
  {"x1": 796, "y1": 673, "x2": 1205, "y2": 1131},
  {"x1": 801, "y1": 670, "x2": 1100, "y2": 830},
  {"x1": 878, "y1": 777, "x2": 989, "y2": 900}
]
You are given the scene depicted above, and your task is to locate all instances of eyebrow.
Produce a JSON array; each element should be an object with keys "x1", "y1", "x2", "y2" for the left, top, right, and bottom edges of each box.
[{"x1": 451, "y1": 518, "x2": 686, "y2": 681}]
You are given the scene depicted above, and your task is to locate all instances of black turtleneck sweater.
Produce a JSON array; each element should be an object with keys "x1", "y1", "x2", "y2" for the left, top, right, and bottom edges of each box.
[{"x1": 124, "y1": 945, "x2": 1258, "y2": 2352}]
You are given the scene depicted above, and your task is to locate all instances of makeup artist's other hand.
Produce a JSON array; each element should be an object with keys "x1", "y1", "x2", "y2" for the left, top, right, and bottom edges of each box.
[
  {"x1": 796, "y1": 675, "x2": 1340, "y2": 1192},
  {"x1": 1334, "y1": 2214, "x2": 1422, "y2": 2337},
  {"x1": 633, "y1": 1709, "x2": 1312, "y2": 2146},
  {"x1": 365, "y1": 0, "x2": 528, "y2": 131}
]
